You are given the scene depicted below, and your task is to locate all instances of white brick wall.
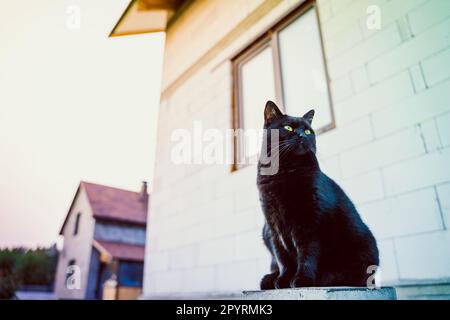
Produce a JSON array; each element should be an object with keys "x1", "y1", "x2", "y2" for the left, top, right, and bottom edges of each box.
[
  {"x1": 422, "y1": 48, "x2": 450, "y2": 87},
  {"x1": 143, "y1": 0, "x2": 450, "y2": 295},
  {"x1": 340, "y1": 170, "x2": 385, "y2": 204},
  {"x1": 437, "y1": 183, "x2": 450, "y2": 228},
  {"x1": 382, "y1": 148, "x2": 450, "y2": 196},
  {"x1": 359, "y1": 187, "x2": 443, "y2": 239},
  {"x1": 340, "y1": 126, "x2": 426, "y2": 178},
  {"x1": 377, "y1": 239, "x2": 400, "y2": 283},
  {"x1": 395, "y1": 231, "x2": 450, "y2": 280}
]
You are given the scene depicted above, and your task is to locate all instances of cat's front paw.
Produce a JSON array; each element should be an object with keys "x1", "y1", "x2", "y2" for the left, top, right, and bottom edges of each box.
[
  {"x1": 290, "y1": 275, "x2": 315, "y2": 288},
  {"x1": 274, "y1": 273, "x2": 292, "y2": 289},
  {"x1": 260, "y1": 273, "x2": 278, "y2": 290}
]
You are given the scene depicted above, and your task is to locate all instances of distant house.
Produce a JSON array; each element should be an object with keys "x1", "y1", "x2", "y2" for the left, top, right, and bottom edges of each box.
[
  {"x1": 111, "y1": 0, "x2": 450, "y2": 299},
  {"x1": 54, "y1": 181, "x2": 149, "y2": 300}
]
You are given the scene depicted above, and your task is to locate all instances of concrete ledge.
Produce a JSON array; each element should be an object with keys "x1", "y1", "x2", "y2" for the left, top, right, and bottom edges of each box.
[
  {"x1": 141, "y1": 287, "x2": 397, "y2": 300},
  {"x1": 243, "y1": 287, "x2": 397, "y2": 300}
]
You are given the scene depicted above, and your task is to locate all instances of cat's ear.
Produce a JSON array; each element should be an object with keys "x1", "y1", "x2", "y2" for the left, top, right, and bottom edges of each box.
[
  {"x1": 303, "y1": 109, "x2": 315, "y2": 124},
  {"x1": 264, "y1": 100, "x2": 283, "y2": 123}
]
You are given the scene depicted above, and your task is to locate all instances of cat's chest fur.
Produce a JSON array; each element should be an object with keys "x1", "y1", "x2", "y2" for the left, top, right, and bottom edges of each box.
[{"x1": 257, "y1": 171, "x2": 320, "y2": 231}]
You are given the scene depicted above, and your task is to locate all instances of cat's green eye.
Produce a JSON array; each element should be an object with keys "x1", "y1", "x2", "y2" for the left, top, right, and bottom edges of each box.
[
  {"x1": 305, "y1": 129, "x2": 311, "y2": 135},
  {"x1": 284, "y1": 125, "x2": 293, "y2": 132}
]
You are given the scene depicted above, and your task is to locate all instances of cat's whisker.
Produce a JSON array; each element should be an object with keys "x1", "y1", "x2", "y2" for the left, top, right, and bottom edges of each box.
[
  {"x1": 268, "y1": 142, "x2": 296, "y2": 161},
  {"x1": 268, "y1": 143, "x2": 291, "y2": 159}
]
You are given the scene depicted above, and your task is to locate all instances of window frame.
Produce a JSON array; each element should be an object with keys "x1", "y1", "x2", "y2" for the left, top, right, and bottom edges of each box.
[{"x1": 231, "y1": 0, "x2": 335, "y2": 171}]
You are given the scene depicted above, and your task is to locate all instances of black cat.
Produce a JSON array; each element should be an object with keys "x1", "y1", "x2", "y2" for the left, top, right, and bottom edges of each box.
[{"x1": 257, "y1": 101, "x2": 379, "y2": 289}]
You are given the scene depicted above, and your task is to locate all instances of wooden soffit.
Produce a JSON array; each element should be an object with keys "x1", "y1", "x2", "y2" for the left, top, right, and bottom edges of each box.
[{"x1": 109, "y1": 0, "x2": 186, "y2": 37}]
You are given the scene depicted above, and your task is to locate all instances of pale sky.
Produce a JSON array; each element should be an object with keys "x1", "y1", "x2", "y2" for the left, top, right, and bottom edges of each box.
[{"x1": 0, "y1": 0, "x2": 165, "y2": 248}]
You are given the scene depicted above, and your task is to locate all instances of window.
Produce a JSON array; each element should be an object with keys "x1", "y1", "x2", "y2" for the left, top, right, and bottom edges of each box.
[
  {"x1": 118, "y1": 261, "x2": 144, "y2": 287},
  {"x1": 73, "y1": 212, "x2": 81, "y2": 236},
  {"x1": 232, "y1": 1, "x2": 334, "y2": 168},
  {"x1": 66, "y1": 259, "x2": 76, "y2": 282}
]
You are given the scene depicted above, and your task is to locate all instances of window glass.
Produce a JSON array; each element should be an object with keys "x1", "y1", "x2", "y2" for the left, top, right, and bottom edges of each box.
[
  {"x1": 118, "y1": 261, "x2": 144, "y2": 287},
  {"x1": 240, "y1": 46, "x2": 276, "y2": 158},
  {"x1": 278, "y1": 8, "x2": 332, "y2": 130}
]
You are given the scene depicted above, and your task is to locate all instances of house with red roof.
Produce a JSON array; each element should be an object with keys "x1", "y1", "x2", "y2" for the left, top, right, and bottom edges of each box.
[{"x1": 54, "y1": 181, "x2": 149, "y2": 300}]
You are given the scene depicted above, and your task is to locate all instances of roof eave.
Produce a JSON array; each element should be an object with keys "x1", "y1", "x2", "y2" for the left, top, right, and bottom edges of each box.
[
  {"x1": 58, "y1": 184, "x2": 82, "y2": 235},
  {"x1": 109, "y1": 0, "x2": 187, "y2": 37}
]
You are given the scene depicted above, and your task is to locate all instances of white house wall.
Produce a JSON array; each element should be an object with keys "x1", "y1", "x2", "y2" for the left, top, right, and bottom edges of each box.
[
  {"x1": 54, "y1": 187, "x2": 96, "y2": 299},
  {"x1": 144, "y1": 0, "x2": 450, "y2": 295}
]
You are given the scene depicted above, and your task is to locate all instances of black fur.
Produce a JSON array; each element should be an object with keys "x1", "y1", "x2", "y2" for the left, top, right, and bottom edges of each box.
[{"x1": 258, "y1": 101, "x2": 379, "y2": 289}]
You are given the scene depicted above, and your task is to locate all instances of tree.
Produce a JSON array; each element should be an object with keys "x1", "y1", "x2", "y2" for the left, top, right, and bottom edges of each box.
[
  {"x1": 0, "y1": 250, "x2": 18, "y2": 299},
  {"x1": 0, "y1": 246, "x2": 58, "y2": 299}
]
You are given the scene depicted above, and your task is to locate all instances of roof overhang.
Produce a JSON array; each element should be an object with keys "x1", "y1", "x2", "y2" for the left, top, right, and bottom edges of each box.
[
  {"x1": 59, "y1": 183, "x2": 83, "y2": 235},
  {"x1": 93, "y1": 240, "x2": 146, "y2": 262},
  {"x1": 93, "y1": 240, "x2": 114, "y2": 264},
  {"x1": 109, "y1": 0, "x2": 186, "y2": 37}
]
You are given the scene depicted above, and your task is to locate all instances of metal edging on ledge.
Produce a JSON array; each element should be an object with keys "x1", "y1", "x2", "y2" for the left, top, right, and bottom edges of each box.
[{"x1": 139, "y1": 287, "x2": 397, "y2": 300}]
